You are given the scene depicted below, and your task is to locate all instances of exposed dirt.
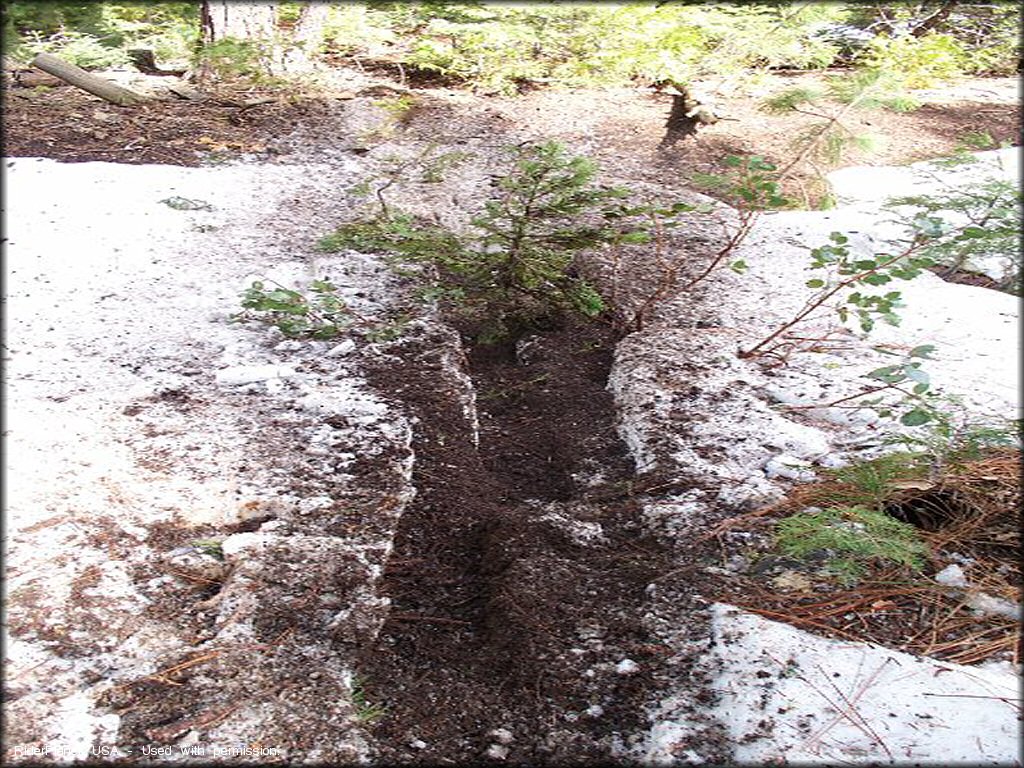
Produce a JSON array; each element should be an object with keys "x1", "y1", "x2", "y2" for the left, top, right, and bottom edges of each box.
[
  {"x1": 353, "y1": 318, "x2": 715, "y2": 763},
  {"x1": 4, "y1": 68, "x2": 1018, "y2": 207}
]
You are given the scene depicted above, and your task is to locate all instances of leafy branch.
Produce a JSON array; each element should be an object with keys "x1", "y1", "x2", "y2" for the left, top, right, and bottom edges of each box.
[
  {"x1": 738, "y1": 217, "x2": 945, "y2": 361},
  {"x1": 234, "y1": 278, "x2": 370, "y2": 340},
  {"x1": 763, "y1": 69, "x2": 919, "y2": 183},
  {"x1": 615, "y1": 155, "x2": 787, "y2": 334},
  {"x1": 784, "y1": 344, "x2": 940, "y2": 426}
]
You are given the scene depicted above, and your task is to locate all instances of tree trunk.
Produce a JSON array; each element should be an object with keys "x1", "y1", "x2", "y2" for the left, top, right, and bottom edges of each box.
[
  {"x1": 30, "y1": 52, "x2": 147, "y2": 106},
  {"x1": 911, "y1": 0, "x2": 958, "y2": 37},
  {"x1": 197, "y1": 1, "x2": 325, "y2": 78},
  {"x1": 201, "y1": 1, "x2": 277, "y2": 45},
  {"x1": 128, "y1": 49, "x2": 186, "y2": 77},
  {"x1": 197, "y1": 1, "x2": 279, "y2": 82},
  {"x1": 293, "y1": 3, "x2": 328, "y2": 49},
  {"x1": 274, "y1": 3, "x2": 329, "y2": 74}
]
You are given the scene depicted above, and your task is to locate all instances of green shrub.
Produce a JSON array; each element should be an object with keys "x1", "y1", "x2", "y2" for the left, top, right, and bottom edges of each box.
[
  {"x1": 320, "y1": 141, "x2": 635, "y2": 343},
  {"x1": 234, "y1": 279, "x2": 355, "y2": 340},
  {"x1": 195, "y1": 37, "x2": 273, "y2": 82},
  {"x1": 321, "y1": 4, "x2": 397, "y2": 56},
  {"x1": 826, "y1": 452, "x2": 930, "y2": 504},
  {"x1": 328, "y1": 2, "x2": 846, "y2": 94},
  {"x1": 775, "y1": 505, "x2": 929, "y2": 585},
  {"x1": 4, "y1": 2, "x2": 197, "y2": 68},
  {"x1": 885, "y1": 167, "x2": 1021, "y2": 295},
  {"x1": 37, "y1": 30, "x2": 130, "y2": 69},
  {"x1": 858, "y1": 32, "x2": 970, "y2": 88}
]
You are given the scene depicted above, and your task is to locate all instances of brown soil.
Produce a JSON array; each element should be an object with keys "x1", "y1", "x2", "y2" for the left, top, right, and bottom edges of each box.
[
  {"x1": 355, "y1": 319, "x2": 724, "y2": 764},
  {"x1": 4, "y1": 69, "x2": 1018, "y2": 204}
]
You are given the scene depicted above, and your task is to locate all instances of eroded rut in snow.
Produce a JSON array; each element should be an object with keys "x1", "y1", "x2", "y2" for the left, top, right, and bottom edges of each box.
[{"x1": 359, "y1": 319, "x2": 693, "y2": 763}]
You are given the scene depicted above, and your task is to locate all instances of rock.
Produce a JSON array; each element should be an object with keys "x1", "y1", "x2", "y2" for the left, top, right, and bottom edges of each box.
[
  {"x1": 485, "y1": 744, "x2": 509, "y2": 760},
  {"x1": 488, "y1": 728, "x2": 514, "y2": 744},
  {"x1": 934, "y1": 563, "x2": 968, "y2": 587},
  {"x1": 615, "y1": 658, "x2": 640, "y2": 675}
]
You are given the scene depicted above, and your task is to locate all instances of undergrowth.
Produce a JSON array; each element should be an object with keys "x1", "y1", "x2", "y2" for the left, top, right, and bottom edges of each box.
[
  {"x1": 764, "y1": 421, "x2": 1019, "y2": 588},
  {"x1": 319, "y1": 141, "x2": 640, "y2": 343},
  {"x1": 774, "y1": 504, "x2": 928, "y2": 585}
]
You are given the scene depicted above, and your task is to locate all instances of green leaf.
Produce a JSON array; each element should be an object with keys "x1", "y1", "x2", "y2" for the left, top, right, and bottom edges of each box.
[
  {"x1": 670, "y1": 202, "x2": 697, "y2": 212},
  {"x1": 730, "y1": 260, "x2": 748, "y2": 274},
  {"x1": 861, "y1": 273, "x2": 892, "y2": 286},
  {"x1": 900, "y1": 408, "x2": 933, "y2": 427},
  {"x1": 806, "y1": 278, "x2": 825, "y2": 288},
  {"x1": 908, "y1": 344, "x2": 937, "y2": 359},
  {"x1": 618, "y1": 231, "x2": 652, "y2": 244},
  {"x1": 912, "y1": 214, "x2": 946, "y2": 238},
  {"x1": 867, "y1": 365, "x2": 904, "y2": 384}
]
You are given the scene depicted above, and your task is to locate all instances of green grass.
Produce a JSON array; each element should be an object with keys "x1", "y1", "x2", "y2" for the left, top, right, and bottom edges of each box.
[{"x1": 351, "y1": 676, "x2": 387, "y2": 725}]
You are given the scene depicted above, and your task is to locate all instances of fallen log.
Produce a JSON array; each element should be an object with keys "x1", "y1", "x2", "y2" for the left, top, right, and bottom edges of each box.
[{"x1": 30, "y1": 52, "x2": 148, "y2": 106}]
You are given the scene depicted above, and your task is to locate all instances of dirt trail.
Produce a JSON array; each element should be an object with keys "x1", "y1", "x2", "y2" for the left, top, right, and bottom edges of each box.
[{"x1": 357, "y1": 319, "x2": 713, "y2": 763}]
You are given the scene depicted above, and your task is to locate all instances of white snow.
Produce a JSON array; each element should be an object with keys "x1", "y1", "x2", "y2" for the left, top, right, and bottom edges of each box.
[
  {"x1": 615, "y1": 659, "x2": 641, "y2": 675},
  {"x1": 633, "y1": 605, "x2": 1021, "y2": 765},
  {"x1": 487, "y1": 728, "x2": 515, "y2": 744},
  {"x1": 484, "y1": 744, "x2": 510, "y2": 760},
  {"x1": 828, "y1": 147, "x2": 1020, "y2": 284},
  {"x1": 616, "y1": 149, "x2": 1021, "y2": 764},
  {"x1": 213, "y1": 363, "x2": 299, "y2": 385},
  {"x1": 3, "y1": 156, "x2": 415, "y2": 761},
  {"x1": 934, "y1": 563, "x2": 969, "y2": 587}
]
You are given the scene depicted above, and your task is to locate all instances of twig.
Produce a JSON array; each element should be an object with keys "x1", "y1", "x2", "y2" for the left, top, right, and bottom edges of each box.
[
  {"x1": 389, "y1": 612, "x2": 473, "y2": 626},
  {"x1": 815, "y1": 661, "x2": 894, "y2": 761},
  {"x1": 922, "y1": 692, "x2": 1021, "y2": 708}
]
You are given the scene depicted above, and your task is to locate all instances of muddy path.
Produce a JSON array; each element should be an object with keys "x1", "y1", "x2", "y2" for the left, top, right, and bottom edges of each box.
[{"x1": 358, "y1": 318, "x2": 704, "y2": 763}]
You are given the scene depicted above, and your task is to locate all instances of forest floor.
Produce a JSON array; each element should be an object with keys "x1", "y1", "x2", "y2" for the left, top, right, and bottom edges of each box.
[
  {"x1": 3, "y1": 63, "x2": 1020, "y2": 765},
  {"x1": 2, "y1": 66, "x2": 1019, "y2": 206}
]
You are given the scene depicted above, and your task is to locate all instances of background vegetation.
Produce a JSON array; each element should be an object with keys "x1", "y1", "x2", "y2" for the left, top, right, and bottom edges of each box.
[{"x1": 4, "y1": 2, "x2": 1019, "y2": 91}]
